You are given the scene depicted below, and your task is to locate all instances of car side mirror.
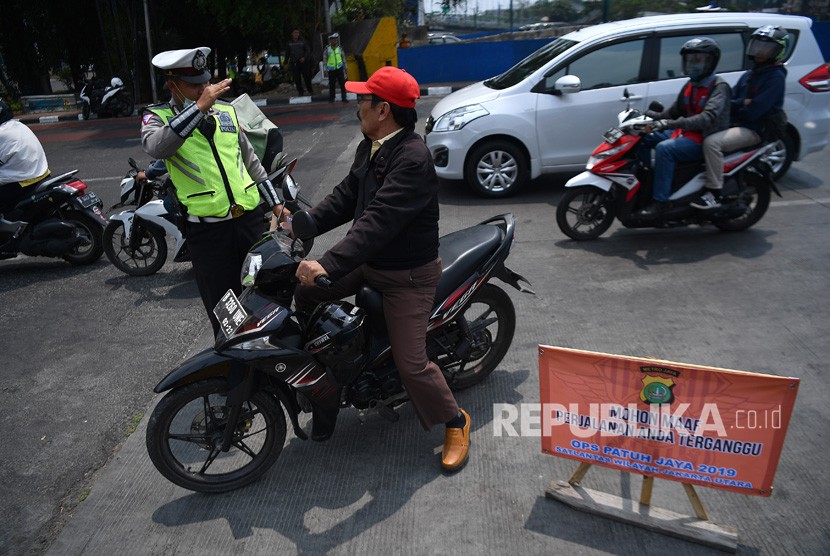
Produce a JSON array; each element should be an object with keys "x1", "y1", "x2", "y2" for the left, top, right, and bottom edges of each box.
[{"x1": 553, "y1": 75, "x2": 581, "y2": 96}]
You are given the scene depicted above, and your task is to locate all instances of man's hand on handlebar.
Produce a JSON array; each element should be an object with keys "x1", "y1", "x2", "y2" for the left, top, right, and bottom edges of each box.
[{"x1": 296, "y1": 259, "x2": 329, "y2": 287}]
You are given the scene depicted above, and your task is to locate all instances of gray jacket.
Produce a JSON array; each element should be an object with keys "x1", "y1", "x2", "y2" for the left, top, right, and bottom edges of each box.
[{"x1": 650, "y1": 75, "x2": 731, "y2": 138}]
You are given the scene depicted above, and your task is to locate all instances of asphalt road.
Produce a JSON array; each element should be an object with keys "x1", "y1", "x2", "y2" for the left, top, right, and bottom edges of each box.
[
  {"x1": 3, "y1": 97, "x2": 830, "y2": 554},
  {"x1": 0, "y1": 101, "x2": 366, "y2": 555}
]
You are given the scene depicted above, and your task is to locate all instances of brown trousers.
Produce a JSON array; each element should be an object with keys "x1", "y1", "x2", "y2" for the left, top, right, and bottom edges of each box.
[{"x1": 295, "y1": 257, "x2": 459, "y2": 429}]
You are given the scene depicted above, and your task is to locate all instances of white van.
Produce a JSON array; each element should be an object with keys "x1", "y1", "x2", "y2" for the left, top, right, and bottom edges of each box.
[{"x1": 425, "y1": 13, "x2": 830, "y2": 197}]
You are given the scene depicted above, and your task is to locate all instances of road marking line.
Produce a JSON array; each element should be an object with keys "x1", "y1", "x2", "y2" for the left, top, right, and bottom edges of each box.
[{"x1": 772, "y1": 197, "x2": 830, "y2": 207}]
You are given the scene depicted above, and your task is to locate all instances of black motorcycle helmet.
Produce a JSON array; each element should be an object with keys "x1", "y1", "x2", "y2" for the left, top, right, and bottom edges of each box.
[
  {"x1": 746, "y1": 25, "x2": 788, "y2": 64},
  {"x1": 0, "y1": 99, "x2": 13, "y2": 125},
  {"x1": 680, "y1": 37, "x2": 721, "y2": 82}
]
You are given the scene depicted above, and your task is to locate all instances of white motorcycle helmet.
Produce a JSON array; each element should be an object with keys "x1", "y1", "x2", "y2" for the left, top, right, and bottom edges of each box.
[{"x1": 110, "y1": 77, "x2": 124, "y2": 88}]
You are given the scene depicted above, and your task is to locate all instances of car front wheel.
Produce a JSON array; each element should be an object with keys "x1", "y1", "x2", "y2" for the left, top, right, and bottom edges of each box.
[{"x1": 464, "y1": 140, "x2": 528, "y2": 198}]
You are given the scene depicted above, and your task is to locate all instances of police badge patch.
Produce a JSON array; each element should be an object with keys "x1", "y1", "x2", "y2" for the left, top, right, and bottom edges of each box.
[
  {"x1": 192, "y1": 50, "x2": 207, "y2": 71},
  {"x1": 218, "y1": 112, "x2": 236, "y2": 133}
]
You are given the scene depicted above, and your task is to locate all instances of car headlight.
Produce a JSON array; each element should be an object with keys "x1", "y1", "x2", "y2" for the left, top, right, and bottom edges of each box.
[
  {"x1": 431, "y1": 104, "x2": 489, "y2": 132},
  {"x1": 241, "y1": 253, "x2": 263, "y2": 286}
]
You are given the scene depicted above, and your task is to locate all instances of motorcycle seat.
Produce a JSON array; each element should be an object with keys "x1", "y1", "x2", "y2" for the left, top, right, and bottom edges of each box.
[
  {"x1": 356, "y1": 224, "x2": 503, "y2": 333},
  {"x1": 37, "y1": 170, "x2": 80, "y2": 191}
]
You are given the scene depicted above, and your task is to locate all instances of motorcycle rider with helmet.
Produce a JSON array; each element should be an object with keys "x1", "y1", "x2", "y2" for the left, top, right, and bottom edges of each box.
[
  {"x1": 693, "y1": 25, "x2": 788, "y2": 210},
  {"x1": 638, "y1": 37, "x2": 731, "y2": 218},
  {"x1": 0, "y1": 99, "x2": 51, "y2": 250}
]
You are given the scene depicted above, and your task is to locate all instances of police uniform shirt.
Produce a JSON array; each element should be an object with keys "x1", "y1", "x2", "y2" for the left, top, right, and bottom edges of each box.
[{"x1": 140, "y1": 102, "x2": 267, "y2": 184}]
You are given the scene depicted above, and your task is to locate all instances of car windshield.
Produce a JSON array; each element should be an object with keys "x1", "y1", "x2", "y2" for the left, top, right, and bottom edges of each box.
[{"x1": 484, "y1": 38, "x2": 578, "y2": 89}]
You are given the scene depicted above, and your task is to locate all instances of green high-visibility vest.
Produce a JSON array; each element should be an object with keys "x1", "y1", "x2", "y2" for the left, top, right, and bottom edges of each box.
[
  {"x1": 326, "y1": 46, "x2": 345, "y2": 70},
  {"x1": 149, "y1": 103, "x2": 259, "y2": 217}
]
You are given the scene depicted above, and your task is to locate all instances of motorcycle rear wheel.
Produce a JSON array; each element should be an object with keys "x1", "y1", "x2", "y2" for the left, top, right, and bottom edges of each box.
[
  {"x1": 714, "y1": 174, "x2": 772, "y2": 232},
  {"x1": 103, "y1": 220, "x2": 168, "y2": 276},
  {"x1": 62, "y1": 212, "x2": 104, "y2": 265},
  {"x1": 433, "y1": 283, "x2": 516, "y2": 390},
  {"x1": 556, "y1": 186, "x2": 615, "y2": 240},
  {"x1": 146, "y1": 378, "x2": 287, "y2": 493}
]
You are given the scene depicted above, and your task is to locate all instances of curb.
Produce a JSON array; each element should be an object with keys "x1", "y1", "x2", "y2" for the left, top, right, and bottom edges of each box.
[{"x1": 17, "y1": 84, "x2": 469, "y2": 125}]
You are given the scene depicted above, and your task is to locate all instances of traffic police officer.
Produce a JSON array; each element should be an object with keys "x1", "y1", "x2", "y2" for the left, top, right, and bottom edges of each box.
[{"x1": 141, "y1": 46, "x2": 286, "y2": 334}]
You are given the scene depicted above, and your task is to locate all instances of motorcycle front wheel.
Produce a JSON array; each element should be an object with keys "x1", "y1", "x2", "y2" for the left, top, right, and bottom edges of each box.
[
  {"x1": 62, "y1": 212, "x2": 104, "y2": 265},
  {"x1": 714, "y1": 173, "x2": 772, "y2": 232},
  {"x1": 556, "y1": 186, "x2": 615, "y2": 240},
  {"x1": 146, "y1": 378, "x2": 287, "y2": 493},
  {"x1": 103, "y1": 220, "x2": 168, "y2": 276},
  {"x1": 432, "y1": 283, "x2": 516, "y2": 390}
]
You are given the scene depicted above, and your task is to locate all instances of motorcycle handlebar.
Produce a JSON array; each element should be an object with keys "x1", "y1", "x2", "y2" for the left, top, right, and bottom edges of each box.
[{"x1": 315, "y1": 275, "x2": 332, "y2": 288}]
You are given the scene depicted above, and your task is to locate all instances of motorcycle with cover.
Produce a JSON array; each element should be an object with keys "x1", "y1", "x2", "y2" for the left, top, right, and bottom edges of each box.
[
  {"x1": 145, "y1": 167, "x2": 533, "y2": 493},
  {"x1": 556, "y1": 92, "x2": 782, "y2": 240}
]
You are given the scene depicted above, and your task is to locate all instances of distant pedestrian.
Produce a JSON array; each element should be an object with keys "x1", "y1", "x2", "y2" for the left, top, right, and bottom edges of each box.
[
  {"x1": 399, "y1": 33, "x2": 412, "y2": 48},
  {"x1": 324, "y1": 33, "x2": 347, "y2": 103},
  {"x1": 286, "y1": 29, "x2": 314, "y2": 96}
]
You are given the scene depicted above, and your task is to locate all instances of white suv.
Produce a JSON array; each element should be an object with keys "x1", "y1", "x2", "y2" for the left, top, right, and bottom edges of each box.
[{"x1": 425, "y1": 13, "x2": 830, "y2": 197}]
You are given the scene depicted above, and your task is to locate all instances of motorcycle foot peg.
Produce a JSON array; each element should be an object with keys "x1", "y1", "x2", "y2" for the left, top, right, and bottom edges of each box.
[{"x1": 372, "y1": 401, "x2": 400, "y2": 422}]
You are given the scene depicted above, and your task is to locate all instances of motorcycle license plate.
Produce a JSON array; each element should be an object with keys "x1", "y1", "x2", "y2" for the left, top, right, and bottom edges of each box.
[
  {"x1": 213, "y1": 289, "x2": 249, "y2": 338},
  {"x1": 78, "y1": 192, "x2": 100, "y2": 208},
  {"x1": 603, "y1": 127, "x2": 624, "y2": 144}
]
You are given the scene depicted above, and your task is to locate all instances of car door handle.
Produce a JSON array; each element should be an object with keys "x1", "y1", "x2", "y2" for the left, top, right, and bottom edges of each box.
[{"x1": 621, "y1": 94, "x2": 643, "y2": 101}]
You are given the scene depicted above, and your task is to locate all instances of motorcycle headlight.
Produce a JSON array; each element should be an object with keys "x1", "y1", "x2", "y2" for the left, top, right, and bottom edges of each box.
[
  {"x1": 586, "y1": 143, "x2": 630, "y2": 170},
  {"x1": 241, "y1": 253, "x2": 263, "y2": 287},
  {"x1": 431, "y1": 104, "x2": 489, "y2": 132}
]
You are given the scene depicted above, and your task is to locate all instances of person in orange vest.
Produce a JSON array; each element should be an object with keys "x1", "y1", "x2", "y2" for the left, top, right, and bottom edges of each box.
[{"x1": 399, "y1": 33, "x2": 412, "y2": 48}]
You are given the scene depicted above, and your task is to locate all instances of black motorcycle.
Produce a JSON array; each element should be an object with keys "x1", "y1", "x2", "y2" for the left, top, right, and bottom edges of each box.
[
  {"x1": 78, "y1": 77, "x2": 134, "y2": 120},
  {"x1": 145, "y1": 170, "x2": 533, "y2": 493},
  {"x1": 0, "y1": 170, "x2": 108, "y2": 264}
]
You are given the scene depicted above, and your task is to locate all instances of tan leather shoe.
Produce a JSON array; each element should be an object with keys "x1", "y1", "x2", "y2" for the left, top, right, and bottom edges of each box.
[{"x1": 441, "y1": 408, "x2": 470, "y2": 471}]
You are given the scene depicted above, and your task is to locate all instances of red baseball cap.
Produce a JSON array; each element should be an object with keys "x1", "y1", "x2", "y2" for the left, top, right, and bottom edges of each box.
[{"x1": 345, "y1": 66, "x2": 420, "y2": 108}]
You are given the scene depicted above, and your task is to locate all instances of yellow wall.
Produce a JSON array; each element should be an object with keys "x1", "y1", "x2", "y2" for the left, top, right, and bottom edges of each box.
[{"x1": 345, "y1": 17, "x2": 398, "y2": 81}]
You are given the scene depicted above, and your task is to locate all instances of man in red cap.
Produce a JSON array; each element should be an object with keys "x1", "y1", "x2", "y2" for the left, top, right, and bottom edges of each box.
[{"x1": 293, "y1": 66, "x2": 471, "y2": 472}]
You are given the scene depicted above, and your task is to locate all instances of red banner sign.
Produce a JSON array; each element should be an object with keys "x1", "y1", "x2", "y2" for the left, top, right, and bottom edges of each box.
[{"x1": 539, "y1": 346, "x2": 799, "y2": 496}]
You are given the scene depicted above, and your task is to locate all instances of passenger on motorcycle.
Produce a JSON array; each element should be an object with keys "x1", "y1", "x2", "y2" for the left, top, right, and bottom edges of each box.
[
  {"x1": 693, "y1": 26, "x2": 788, "y2": 210},
  {"x1": 0, "y1": 100, "x2": 51, "y2": 247},
  {"x1": 638, "y1": 37, "x2": 731, "y2": 218}
]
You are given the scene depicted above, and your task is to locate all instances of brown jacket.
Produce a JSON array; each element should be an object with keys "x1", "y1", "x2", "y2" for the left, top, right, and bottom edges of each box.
[{"x1": 310, "y1": 127, "x2": 440, "y2": 281}]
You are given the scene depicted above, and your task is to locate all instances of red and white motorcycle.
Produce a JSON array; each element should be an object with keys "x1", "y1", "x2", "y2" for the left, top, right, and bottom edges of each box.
[{"x1": 556, "y1": 92, "x2": 782, "y2": 241}]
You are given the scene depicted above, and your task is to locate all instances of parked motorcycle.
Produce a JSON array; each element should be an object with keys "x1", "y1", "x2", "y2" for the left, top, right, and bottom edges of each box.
[
  {"x1": 556, "y1": 93, "x2": 782, "y2": 240},
  {"x1": 0, "y1": 170, "x2": 108, "y2": 264},
  {"x1": 104, "y1": 158, "x2": 189, "y2": 276},
  {"x1": 145, "y1": 169, "x2": 533, "y2": 493},
  {"x1": 79, "y1": 77, "x2": 134, "y2": 120}
]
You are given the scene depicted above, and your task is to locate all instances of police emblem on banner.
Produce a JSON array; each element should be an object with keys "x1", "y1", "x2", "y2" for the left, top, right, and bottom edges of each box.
[
  {"x1": 640, "y1": 375, "x2": 675, "y2": 404},
  {"x1": 218, "y1": 111, "x2": 236, "y2": 133}
]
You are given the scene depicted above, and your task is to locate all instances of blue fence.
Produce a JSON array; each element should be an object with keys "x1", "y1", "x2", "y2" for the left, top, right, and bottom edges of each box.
[
  {"x1": 814, "y1": 21, "x2": 830, "y2": 60},
  {"x1": 398, "y1": 38, "x2": 550, "y2": 84},
  {"x1": 400, "y1": 22, "x2": 830, "y2": 86}
]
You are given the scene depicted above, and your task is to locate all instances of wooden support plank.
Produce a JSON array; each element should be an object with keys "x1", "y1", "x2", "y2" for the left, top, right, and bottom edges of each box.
[
  {"x1": 568, "y1": 462, "x2": 592, "y2": 485},
  {"x1": 546, "y1": 480, "x2": 738, "y2": 553},
  {"x1": 640, "y1": 476, "x2": 654, "y2": 506},
  {"x1": 683, "y1": 482, "x2": 710, "y2": 520}
]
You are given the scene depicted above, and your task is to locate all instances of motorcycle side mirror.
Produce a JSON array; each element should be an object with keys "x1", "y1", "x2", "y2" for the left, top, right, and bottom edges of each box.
[
  {"x1": 128, "y1": 157, "x2": 138, "y2": 170},
  {"x1": 291, "y1": 211, "x2": 318, "y2": 240},
  {"x1": 648, "y1": 101, "x2": 664, "y2": 112}
]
